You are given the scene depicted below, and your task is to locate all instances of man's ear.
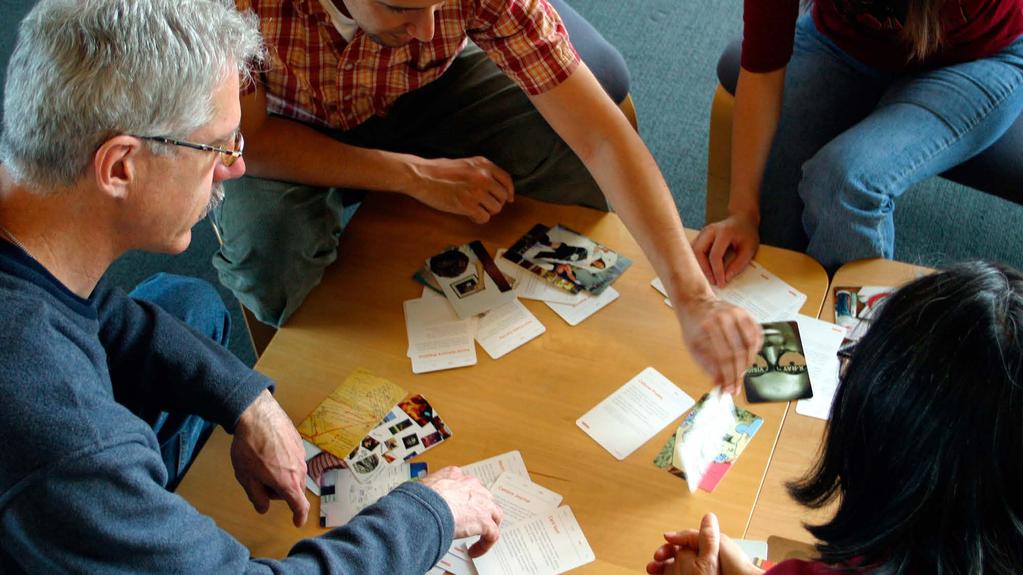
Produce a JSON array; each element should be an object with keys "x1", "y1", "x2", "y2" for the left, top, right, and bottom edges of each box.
[{"x1": 93, "y1": 135, "x2": 144, "y2": 199}]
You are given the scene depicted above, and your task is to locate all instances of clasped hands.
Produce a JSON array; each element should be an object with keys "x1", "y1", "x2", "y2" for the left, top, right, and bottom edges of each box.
[{"x1": 648, "y1": 513, "x2": 765, "y2": 575}]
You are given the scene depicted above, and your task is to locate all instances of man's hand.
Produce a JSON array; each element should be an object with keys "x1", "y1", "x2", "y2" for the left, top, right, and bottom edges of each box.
[
  {"x1": 691, "y1": 212, "x2": 760, "y2": 288},
  {"x1": 647, "y1": 513, "x2": 722, "y2": 575},
  {"x1": 677, "y1": 297, "x2": 763, "y2": 394},
  {"x1": 230, "y1": 389, "x2": 310, "y2": 527},
  {"x1": 421, "y1": 466, "x2": 503, "y2": 558},
  {"x1": 407, "y1": 156, "x2": 515, "y2": 224}
]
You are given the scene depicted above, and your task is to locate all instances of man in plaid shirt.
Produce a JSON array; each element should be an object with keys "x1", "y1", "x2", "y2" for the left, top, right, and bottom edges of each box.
[{"x1": 217, "y1": 0, "x2": 764, "y2": 390}]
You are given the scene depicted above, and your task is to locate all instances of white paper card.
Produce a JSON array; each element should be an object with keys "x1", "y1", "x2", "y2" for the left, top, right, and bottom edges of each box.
[
  {"x1": 475, "y1": 300, "x2": 546, "y2": 359},
  {"x1": 652, "y1": 261, "x2": 807, "y2": 322},
  {"x1": 794, "y1": 315, "x2": 848, "y2": 421},
  {"x1": 472, "y1": 506, "x2": 594, "y2": 575},
  {"x1": 713, "y1": 261, "x2": 806, "y2": 322},
  {"x1": 734, "y1": 539, "x2": 769, "y2": 562},
  {"x1": 437, "y1": 551, "x2": 479, "y2": 575},
  {"x1": 404, "y1": 297, "x2": 477, "y2": 373},
  {"x1": 545, "y1": 286, "x2": 619, "y2": 326},
  {"x1": 461, "y1": 451, "x2": 530, "y2": 487},
  {"x1": 576, "y1": 367, "x2": 695, "y2": 460},
  {"x1": 320, "y1": 464, "x2": 424, "y2": 527}
]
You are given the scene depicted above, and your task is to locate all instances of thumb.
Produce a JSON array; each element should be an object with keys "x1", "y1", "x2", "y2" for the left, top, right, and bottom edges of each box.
[{"x1": 698, "y1": 513, "x2": 721, "y2": 562}]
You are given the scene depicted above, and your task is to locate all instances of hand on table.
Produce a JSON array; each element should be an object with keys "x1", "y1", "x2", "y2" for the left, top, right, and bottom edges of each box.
[
  {"x1": 677, "y1": 297, "x2": 763, "y2": 394},
  {"x1": 421, "y1": 466, "x2": 503, "y2": 557},
  {"x1": 230, "y1": 389, "x2": 310, "y2": 527},
  {"x1": 647, "y1": 513, "x2": 764, "y2": 575},
  {"x1": 408, "y1": 156, "x2": 515, "y2": 224},
  {"x1": 692, "y1": 212, "x2": 760, "y2": 288}
]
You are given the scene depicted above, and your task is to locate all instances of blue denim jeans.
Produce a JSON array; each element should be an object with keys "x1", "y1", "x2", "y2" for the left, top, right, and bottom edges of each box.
[
  {"x1": 129, "y1": 273, "x2": 231, "y2": 491},
  {"x1": 759, "y1": 17, "x2": 1023, "y2": 272}
]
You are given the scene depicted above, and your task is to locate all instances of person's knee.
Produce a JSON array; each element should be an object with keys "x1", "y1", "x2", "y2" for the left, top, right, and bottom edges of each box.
[
  {"x1": 132, "y1": 273, "x2": 231, "y2": 343},
  {"x1": 212, "y1": 178, "x2": 343, "y2": 326}
]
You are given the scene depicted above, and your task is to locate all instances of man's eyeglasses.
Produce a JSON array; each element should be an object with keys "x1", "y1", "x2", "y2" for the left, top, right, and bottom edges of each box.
[{"x1": 139, "y1": 131, "x2": 244, "y2": 167}]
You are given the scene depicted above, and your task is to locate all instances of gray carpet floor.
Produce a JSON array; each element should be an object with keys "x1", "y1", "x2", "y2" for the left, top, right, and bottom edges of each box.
[{"x1": 105, "y1": 0, "x2": 1023, "y2": 365}]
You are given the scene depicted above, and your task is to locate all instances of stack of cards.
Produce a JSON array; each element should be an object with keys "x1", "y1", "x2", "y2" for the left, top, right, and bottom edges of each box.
[
  {"x1": 653, "y1": 393, "x2": 763, "y2": 492},
  {"x1": 430, "y1": 451, "x2": 595, "y2": 575},
  {"x1": 651, "y1": 260, "x2": 806, "y2": 322},
  {"x1": 424, "y1": 241, "x2": 517, "y2": 319},
  {"x1": 404, "y1": 286, "x2": 546, "y2": 371},
  {"x1": 503, "y1": 224, "x2": 631, "y2": 296}
]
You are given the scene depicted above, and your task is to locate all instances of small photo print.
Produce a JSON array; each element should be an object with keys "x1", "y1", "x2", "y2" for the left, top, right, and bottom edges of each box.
[
  {"x1": 352, "y1": 454, "x2": 380, "y2": 475},
  {"x1": 432, "y1": 415, "x2": 452, "y2": 439},
  {"x1": 388, "y1": 419, "x2": 413, "y2": 435},
  {"x1": 453, "y1": 275, "x2": 484, "y2": 298},
  {"x1": 421, "y1": 431, "x2": 443, "y2": 448},
  {"x1": 402, "y1": 434, "x2": 421, "y2": 449},
  {"x1": 361, "y1": 436, "x2": 380, "y2": 451},
  {"x1": 744, "y1": 321, "x2": 812, "y2": 403},
  {"x1": 399, "y1": 395, "x2": 435, "y2": 427},
  {"x1": 503, "y1": 224, "x2": 631, "y2": 295},
  {"x1": 385, "y1": 438, "x2": 400, "y2": 452}
]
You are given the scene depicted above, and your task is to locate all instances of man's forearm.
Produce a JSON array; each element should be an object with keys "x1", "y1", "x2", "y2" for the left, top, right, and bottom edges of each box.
[{"x1": 242, "y1": 115, "x2": 419, "y2": 193}]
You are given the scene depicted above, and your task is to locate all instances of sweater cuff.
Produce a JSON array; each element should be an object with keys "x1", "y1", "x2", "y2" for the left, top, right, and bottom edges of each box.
[
  {"x1": 221, "y1": 370, "x2": 275, "y2": 433},
  {"x1": 392, "y1": 481, "x2": 456, "y2": 563}
]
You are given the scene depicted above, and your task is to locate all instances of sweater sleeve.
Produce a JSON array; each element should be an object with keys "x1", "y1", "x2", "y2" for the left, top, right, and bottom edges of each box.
[
  {"x1": 1, "y1": 435, "x2": 453, "y2": 574},
  {"x1": 94, "y1": 283, "x2": 271, "y2": 431},
  {"x1": 741, "y1": 0, "x2": 802, "y2": 72}
]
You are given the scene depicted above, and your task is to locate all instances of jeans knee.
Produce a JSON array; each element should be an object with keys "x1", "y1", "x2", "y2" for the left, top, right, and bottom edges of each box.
[{"x1": 131, "y1": 273, "x2": 231, "y2": 344}]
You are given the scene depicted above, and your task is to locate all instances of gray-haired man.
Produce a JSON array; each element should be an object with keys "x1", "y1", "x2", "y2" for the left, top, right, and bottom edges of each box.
[{"x1": 0, "y1": 0, "x2": 500, "y2": 572}]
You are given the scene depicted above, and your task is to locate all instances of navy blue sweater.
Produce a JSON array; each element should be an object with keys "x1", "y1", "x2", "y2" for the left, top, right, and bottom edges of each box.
[{"x1": 0, "y1": 241, "x2": 453, "y2": 573}]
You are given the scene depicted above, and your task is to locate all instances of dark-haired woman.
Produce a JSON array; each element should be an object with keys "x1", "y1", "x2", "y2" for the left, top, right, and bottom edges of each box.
[
  {"x1": 693, "y1": 0, "x2": 1023, "y2": 281},
  {"x1": 648, "y1": 260, "x2": 1023, "y2": 574}
]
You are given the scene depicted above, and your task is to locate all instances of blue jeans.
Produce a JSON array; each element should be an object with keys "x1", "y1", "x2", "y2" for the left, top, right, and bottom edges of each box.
[
  {"x1": 759, "y1": 17, "x2": 1023, "y2": 272},
  {"x1": 129, "y1": 273, "x2": 231, "y2": 491}
]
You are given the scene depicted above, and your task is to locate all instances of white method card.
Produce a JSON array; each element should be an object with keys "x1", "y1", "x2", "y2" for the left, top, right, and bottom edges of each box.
[
  {"x1": 461, "y1": 451, "x2": 530, "y2": 487},
  {"x1": 712, "y1": 261, "x2": 807, "y2": 322},
  {"x1": 545, "y1": 286, "x2": 619, "y2": 326},
  {"x1": 475, "y1": 299, "x2": 546, "y2": 360},
  {"x1": 576, "y1": 367, "x2": 695, "y2": 460},
  {"x1": 794, "y1": 315, "x2": 848, "y2": 421},
  {"x1": 472, "y1": 506, "x2": 594, "y2": 575},
  {"x1": 404, "y1": 297, "x2": 477, "y2": 373}
]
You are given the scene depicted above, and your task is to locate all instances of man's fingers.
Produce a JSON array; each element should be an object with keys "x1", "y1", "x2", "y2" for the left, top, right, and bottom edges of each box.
[
  {"x1": 244, "y1": 479, "x2": 271, "y2": 514},
  {"x1": 468, "y1": 206, "x2": 491, "y2": 224},
  {"x1": 645, "y1": 560, "x2": 667, "y2": 575},
  {"x1": 718, "y1": 317, "x2": 749, "y2": 392},
  {"x1": 703, "y1": 318, "x2": 734, "y2": 386},
  {"x1": 652, "y1": 543, "x2": 679, "y2": 562},
  {"x1": 476, "y1": 190, "x2": 503, "y2": 215},
  {"x1": 466, "y1": 520, "x2": 500, "y2": 557},
  {"x1": 708, "y1": 233, "x2": 731, "y2": 287},
  {"x1": 723, "y1": 243, "x2": 754, "y2": 284},
  {"x1": 691, "y1": 230, "x2": 716, "y2": 283},
  {"x1": 662, "y1": 529, "x2": 701, "y2": 546},
  {"x1": 281, "y1": 481, "x2": 310, "y2": 527},
  {"x1": 487, "y1": 164, "x2": 515, "y2": 203}
]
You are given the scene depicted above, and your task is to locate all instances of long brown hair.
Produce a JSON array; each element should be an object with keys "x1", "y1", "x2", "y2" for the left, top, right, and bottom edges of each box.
[{"x1": 803, "y1": 0, "x2": 947, "y2": 61}]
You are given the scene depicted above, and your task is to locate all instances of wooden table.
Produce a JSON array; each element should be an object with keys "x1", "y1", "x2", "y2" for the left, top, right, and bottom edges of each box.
[
  {"x1": 178, "y1": 194, "x2": 828, "y2": 572},
  {"x1": 743, "y1": 258, "x2": 932, "y2": 544}
]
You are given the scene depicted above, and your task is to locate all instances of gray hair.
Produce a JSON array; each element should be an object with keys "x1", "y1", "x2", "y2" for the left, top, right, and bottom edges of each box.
[{"x1": 0, "y1": 0, "x2": 264, "y2": 190}]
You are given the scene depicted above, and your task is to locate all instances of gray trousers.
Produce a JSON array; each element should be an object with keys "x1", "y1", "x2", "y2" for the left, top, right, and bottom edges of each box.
[{"x1": 213, "y1": 0, "x2": 630, "y2": 326}]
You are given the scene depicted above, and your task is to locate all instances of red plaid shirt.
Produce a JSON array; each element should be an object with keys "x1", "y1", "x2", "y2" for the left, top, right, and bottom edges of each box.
[{"x1": 238, "y1": 0, "x2": 581, "y2": 131}]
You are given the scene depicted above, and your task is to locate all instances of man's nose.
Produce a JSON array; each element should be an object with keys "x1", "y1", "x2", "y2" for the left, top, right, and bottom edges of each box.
[{"x1": 214, "y1": 156, "x2": 245, "y2": 182}]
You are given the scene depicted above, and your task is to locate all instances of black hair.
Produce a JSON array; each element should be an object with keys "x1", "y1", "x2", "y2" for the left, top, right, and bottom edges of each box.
[{"x1": 788, "y1": 261, "x2": 1023, "y2": 574}]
